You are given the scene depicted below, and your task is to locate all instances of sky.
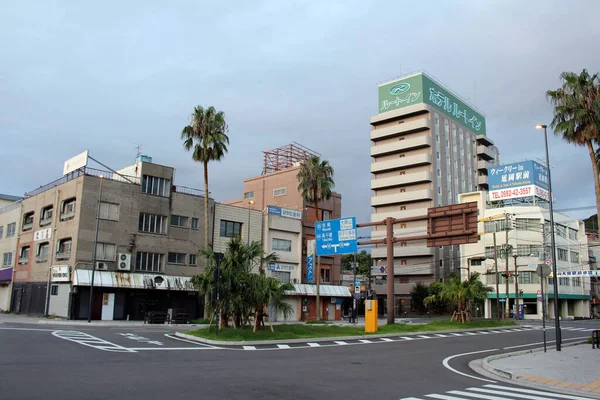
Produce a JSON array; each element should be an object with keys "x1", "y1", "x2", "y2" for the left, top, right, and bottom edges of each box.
[{"x1": 1, "y1": 0, "x2": 599, "y2": 228}]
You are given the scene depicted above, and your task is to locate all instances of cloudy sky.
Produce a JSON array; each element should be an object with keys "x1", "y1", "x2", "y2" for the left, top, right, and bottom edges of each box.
[{"x1": 2, "y1": 0, "x2": 599, "y2": 227}]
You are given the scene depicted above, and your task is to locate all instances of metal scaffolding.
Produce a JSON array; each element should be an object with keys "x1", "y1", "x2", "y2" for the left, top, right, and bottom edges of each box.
[{"x1": 262, "y1": 142, "x2": 320, "y2": 174}]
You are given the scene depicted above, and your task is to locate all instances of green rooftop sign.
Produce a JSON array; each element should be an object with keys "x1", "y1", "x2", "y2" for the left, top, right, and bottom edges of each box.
[{"x1": 378, "y1": 73, "x2": 486, "y2": 134}]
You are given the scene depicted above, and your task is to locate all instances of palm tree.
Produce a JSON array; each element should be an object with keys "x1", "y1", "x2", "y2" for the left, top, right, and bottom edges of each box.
[
  {"x1": 296, "y1": 155, "x2": 335, "y2": 320},
  {"x1": 547, "y1": 70, "x2": 600, "y2": 229},
  {"x1": 248, "y1": 274, "x2": 294, "y2": 332},
  {"x1": 181, "y1": 106, "x2": 230, "y2": 248}
]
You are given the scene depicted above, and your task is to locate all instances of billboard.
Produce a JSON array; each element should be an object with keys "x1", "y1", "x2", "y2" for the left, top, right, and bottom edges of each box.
[
  {"x1": 378, "y1": 72, "x2": 486, "y2": 135},
  {"x1": 266, "y1": 205, "x2": 302, "y2": 220},
  {"x1": 63, "y1": 150, "x2": 89, "y2": 175},
  {"x1": 488, "y1": 160, "x2": 549, "y2": 201}
]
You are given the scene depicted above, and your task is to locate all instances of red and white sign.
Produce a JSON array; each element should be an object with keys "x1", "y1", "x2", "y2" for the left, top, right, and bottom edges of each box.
[{"x1": 489, "y1": 184, "x2": 550, "y2": 201}]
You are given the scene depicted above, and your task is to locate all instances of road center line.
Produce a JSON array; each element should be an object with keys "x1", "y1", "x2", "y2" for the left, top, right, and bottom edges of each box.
[{"x1": 442, "y1": 349, "x2": 499, "y2": 383}]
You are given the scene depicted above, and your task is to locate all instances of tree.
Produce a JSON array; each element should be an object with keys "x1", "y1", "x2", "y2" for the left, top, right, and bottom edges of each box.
[
  {"x1": 296, "y1": 155, "x2": 335, "y2": 320},
  {"x1": 410, "y1": 282, "x2": 429, "y2": 314},
  {"x1": 342, "y1": 250, "x2": 372, "y2": 275},
  {"x1": 424, "y1": 273, "x2": 491, "y2": 322},
  {"x1": 547, "y1": 70, "x2": 600, "y2": 230},
  {"x1": 181, "y1": 105, "x2": 230, "y2": 248}
]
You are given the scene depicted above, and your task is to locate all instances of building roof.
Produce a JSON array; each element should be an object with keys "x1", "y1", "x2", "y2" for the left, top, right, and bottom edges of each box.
[{"x1": 0, "y1": 194, "x2": 22, "y2": 202}]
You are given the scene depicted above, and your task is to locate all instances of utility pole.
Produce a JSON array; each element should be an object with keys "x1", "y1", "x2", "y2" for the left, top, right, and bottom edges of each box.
[
  {"x1": 352, "y1": 253, "x2": 357, "y2": 323},
  {"x1": 504, "y1": 213, "x2": 511, "y2": 318},
  {"x1": 513, "y1": 254, "x2": 519, "y2": 319},
  {"x1": 87, "y1": 176, "x2": 104, "y2": 323},
  {"x1": 493, "y1": 232, "x2": 501, "y2": 320},
  {"x1": 386, "y1": 217, "x2": 394, "y2": 324}
]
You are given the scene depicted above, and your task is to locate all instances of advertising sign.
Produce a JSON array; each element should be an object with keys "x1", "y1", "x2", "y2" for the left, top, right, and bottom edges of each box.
[
  {"x1": 315, "y1": 217, "x2": 358, "y2": 256},
  {"x1": 488, "y1": 160, "x2": 549, "y2": 201},
  {"x1": 306, "y1": 239, "x2": 315, "y2": 283},
  {"x1": 266, "y1": 205, "x2": 302, "y2": 220},
  {"x1": 378, "y1": 72, "x2": 487, "y2": 134},
  {"x1": 34, "y1": 228, "x2": 52, "y2": 242},
  {"x1": 268, "y1": 263, "x2": 296, "y2": 272},
  {"x1": 63, "y1": 150, "x2": 89, "y2": 175},
  {"x1": 51, "y1": 265, "x2": 71, "y2": 282}
]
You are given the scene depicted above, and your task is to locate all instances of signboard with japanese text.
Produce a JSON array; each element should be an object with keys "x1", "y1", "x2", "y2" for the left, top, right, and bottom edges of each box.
[
  {"x1": 306, "y1": 239, "x2": 315, "y2": 283},
  {"x1": 315, "y1": 217, "x2": 357, "y2": 256},
  {"x1": 51, "y1": 265, "x2": 71, "y2": 282},
  {"x1": 268, "y1": 263, "x2": 296, "y2": 272},
  {"x1": 378, "y1": 72, "x2": 487, "y2": 134},
  {"x1": 267, "y1": 205, "x2": 302, "y2": 220},
  {"x1": 488, "y1": 160, "x2": 549, "y2": 201},
  {"x1": 34, "y1": 228, "x2": 52, "y2": 242}
]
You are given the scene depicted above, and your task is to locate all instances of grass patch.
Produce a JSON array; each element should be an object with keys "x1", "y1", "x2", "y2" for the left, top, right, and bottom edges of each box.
[
  {"x1": 305, "y1": 320, "x2": 329, "y2": 325},
  {"x1": 185, "y1": 319, "x2": 517, "y2": 342},
  {"x1": 190, "y1": 318, "x2": 210, "y2": 324}
]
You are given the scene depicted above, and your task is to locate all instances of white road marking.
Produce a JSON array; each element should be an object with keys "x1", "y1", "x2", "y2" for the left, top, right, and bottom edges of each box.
[
  {"x1": 441, "y1": 349, "x2": 498, "y2": 383},
  {"x1": 277, "y1": 344, "x2": 291, "y2": 349},
  {"x1": 381, "y1": 338, "x2": 394, "y2": 342},
  {"x1": 128, "y1": 347, "x2": 217, "y2": 351},
  {"x1": 418, "y1": 335, "x2": 432, "y2": 339},
  {"x1": 164, "y1": 334, "x2": 222, "y2": 348},
  {"x1": 447, "y1": 389, "x2": 514, "y2": 399},
  {"x1": 307, "y1": 342, "x2": 320, "y2": 347},
  {"x1": 399, "y1": 384, "x2": 596, "y2": 400},
  {"x1": 503, "y1": 336, "x2": 587, "y2": 350},
  {"x1": 52, "y1": 330, "x2": 136, "y2": 353},
  {"x1": 484, "y1": 384, "x2": 595, "y2": 400},
  {"x1": 400, "y1": 336, "x2": 415, "y2": 340},
  {"x1": 464, "y1": 332, "x2": 477, "y2": 335},
  {"x1": 242, "y1": 345, "x2": 256, "y2": 350},
  {"x1": 358, "y1": 340, "x2": 372, "y2": 343},
  {"x1": 448, "y1": 333, "x2": 463, "y2": 337},
  {"x1": 424, "y1": 394, "x2": 472, "y2": 399},
  {"x1": 434, "y1": 334, "x2": 449, "y2": 338},
  {"x1": 0, "y1": 327, "x2": 56, "y2": 331},
  {"x1": 334, "y1": 341, "x2": 348, "y2": 345}
]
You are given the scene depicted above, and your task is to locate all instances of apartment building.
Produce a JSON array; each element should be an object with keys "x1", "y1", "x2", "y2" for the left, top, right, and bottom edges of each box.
[
  {"x1": 369, "y1": 72, "x2": 499, "y2": 313},
  {"x1": 459, "y1": 191, "x2": 591, "y2": 320},
  {"x1": 11, "y1": 154, "x2": 213, "y2": 320},
  {"x1": 0, "y1": 197, "x2": 21, "y2": 311}
]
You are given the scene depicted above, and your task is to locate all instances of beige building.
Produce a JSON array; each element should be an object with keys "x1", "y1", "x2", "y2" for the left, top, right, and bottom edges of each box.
[
  {"x1": 369, "y1": 72, "x2": 499, "y2": 314},
  {"x1": 0, "y1": 196, "x2": 22, "y2": 311},
  {"x1": 12, "y1": 154, "x2": 213, "y2": 320}
]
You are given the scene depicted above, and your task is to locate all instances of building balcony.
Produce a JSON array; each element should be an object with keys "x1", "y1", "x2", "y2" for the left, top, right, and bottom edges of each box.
[
  {"x1": 370, "y1": 116, "x2": 429, "y2": 140},
  {"x1": 477, "y1": 175, "x2": 488, "y2": 185},
  {"x1": 477, "y1": 160, "x2": 493, "y2": 171},
  {"x1": 22, "y1": 222, "x2": 33, "y2": 231},
  {"x1": 476, "y1": 134, "x2": 494, "y2": 146},
  {"x1": 371, "y1": 171, "x2": 432, "y2": 190},
  {"x1": 476, "y1": 145, "x2": 495, "y2": 161},
  {"x1": 371, "y1": 153, "x2": 432, "y2": 174},
  {"x1": 18, "y1": 257, "x2": 29, "y2": 265},
  {"x1": 370, "y1": 208, "x2": 428, "y2": 222},
  {"x1": 371, "y1": 189, "x2": 433, "y2": 207},
  {"x1": 371, "y1": 135, "x2": 431, "y2": 157},
  {"x1": 35, "y1": 255, "x2": 48, "y2": 263},
  {"x1": 40, "y1": 218, "x2": 52, "y2": 227},
  {"x1": 56, "y1": 252, "x2": 71, "y2": 261}
]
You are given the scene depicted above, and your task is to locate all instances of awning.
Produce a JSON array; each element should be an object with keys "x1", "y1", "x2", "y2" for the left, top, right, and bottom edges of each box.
[
  {"x1": 0, "y1": 267, "x2": 12, "y2": 283},
  {"x1": 73, "y1": 270, "x2": 196, "y2": 291},
  {"x1": 285, "y1": 284, "x2": 352, "y2": 298}
]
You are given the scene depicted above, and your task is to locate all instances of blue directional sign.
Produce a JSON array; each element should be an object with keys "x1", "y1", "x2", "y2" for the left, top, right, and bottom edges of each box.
[{"x1": 315, "y1": 217, "x2": 358, "y2": 256}]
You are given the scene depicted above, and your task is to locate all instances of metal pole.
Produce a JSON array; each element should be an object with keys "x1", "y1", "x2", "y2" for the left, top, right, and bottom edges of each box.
[
  {"x1": 494, "y1": 232, "x2": 500, "y2": 320},
  {"x1": 216, "y1": 253, "x2": 221, "y2": 336},
  {"x1": 505, "y1": 213, "x2": 510, "y2": 318},
  {"x1": 541, "y1": 124, "x2": 562, "y2": 351},
  {"x1": 514, "y1": 255, "x2": 519, "y2": 319},
  {"x1": 541, "y1": 272, "x2": 547, "y2": 352},
  {"x1": 316, "y1": 255, "x2": 321, "y2": 320},
  {"x1": 352, "y1": 254, "x2": 357, "y2": 323},
  {"x1": 87, "y1": 176, "x2": 103, "y2": 323},
  {"x1": 386, "y1": 217, "x2": 394, "y2": 325}
]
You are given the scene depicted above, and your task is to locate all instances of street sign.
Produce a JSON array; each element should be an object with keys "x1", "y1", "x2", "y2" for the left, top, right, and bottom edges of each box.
[
  {"x1": 499, "y1": 298, "x2": 506, "y2": 302},
  {"x1": 315, "y1": 217, "x2": 358, "y2": 256},
  {"x1": 545, "y1": 259, "x2": 552, "y2": 267},
  {"x1": 536, "y1": 264, "x2": 551, "y2": 278}
]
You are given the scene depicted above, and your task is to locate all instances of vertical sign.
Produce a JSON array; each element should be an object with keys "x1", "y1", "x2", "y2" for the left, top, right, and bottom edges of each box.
[{"x1": 306, "y1": 239, "x2": 315, "y2": 283}]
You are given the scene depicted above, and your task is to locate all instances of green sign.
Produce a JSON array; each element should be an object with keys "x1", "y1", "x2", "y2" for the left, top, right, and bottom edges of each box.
[{"x1": 378, "y1": 73, "x2": 487, "y2": 135}]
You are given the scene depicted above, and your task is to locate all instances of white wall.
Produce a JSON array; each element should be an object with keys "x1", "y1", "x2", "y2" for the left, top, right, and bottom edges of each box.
[
  {"x1": 213, "y1": 203, "x2": 263, "y2": 255},
  {"x1": 48, "y1": 283, "x2": 70, "y2": 318},
  {"x1": 0, "y1": 285, "x2": 11, "y2": 311},
  {"x1": 277, "y1": 298, "x2": 298, "y2": 322},
  {"x1": 264, "y1": 214, "x2": 302, "y2": 283}
]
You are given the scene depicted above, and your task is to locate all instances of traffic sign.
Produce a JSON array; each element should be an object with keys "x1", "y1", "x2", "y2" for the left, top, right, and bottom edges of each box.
[
  {"x1": 545, "y1": 259, "x2": 552, "y2": 267},
  {"x1": 537, "y1": 263, "x2": 551, "y2": 278},
  {"x1": 315, "y1": 217, "x2": 358, "y2": 256},
  {"x1": 355, "y1": 293, "x2": 360, "y2": 300}
]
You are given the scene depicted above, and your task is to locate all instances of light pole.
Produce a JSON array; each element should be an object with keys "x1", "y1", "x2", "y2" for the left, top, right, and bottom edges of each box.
[
  {"x1": 536, "y1": 123, "x2": 562, "y2": 351},
  {"x1": 87, "y1": 175, "x2": 104, "y2": 323},
  {"x1": 247, "y1": 200, "x2": 255, "y2": 244}
]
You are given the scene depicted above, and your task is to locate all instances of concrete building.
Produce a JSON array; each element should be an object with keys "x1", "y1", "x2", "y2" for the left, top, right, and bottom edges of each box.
[
  {"x1": 587, "y1": 232, "x2": 599, "y2": 317},
  {"x1": 11, "y1": 154, "x2": 213, "y2": 320},
  {"x1": 0, "y1": 197, "x2": 22, "y2": 312},
  {"x1": 369, "y1": 72, "x2": 499, "y2": 313},
  {"x1": 459, "y1": 191, "x2": 591, "y2": 320}
]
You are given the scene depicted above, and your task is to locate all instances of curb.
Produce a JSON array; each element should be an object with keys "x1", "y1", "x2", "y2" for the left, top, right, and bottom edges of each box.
[
  {"x1": 175, "y1": 325, "x2": 522, "y2": 347},
  {"x1": 35, "y1": 320, "x2": 208, "y2": 328}
]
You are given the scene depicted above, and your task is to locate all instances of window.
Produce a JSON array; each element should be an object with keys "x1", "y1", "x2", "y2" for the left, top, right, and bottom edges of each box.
[
  {"x1": 271, "y1": 270, "x2": 290, "y2": 283},
  {"x1": 170, "y1": 215, "x2": 189, "y2": 228},
  {"x1": 168, "y1": 252, "x2": 186, "y2": 265},
  {"x1": 3, "y1": 252, "x2": 12, "y2": 267},
  {"x1": 470, "y1": 259, "x2": 482, "y2": 266},
  {"x1": 0, "y1": 226, "x2": 3, "y2": 239},
  {"x1": 485, "y1": 246, "x2": 501, "y2": 259},
  {"x1": 484, "y1": 219, "x2": 507, "y2": 233},
  {"x1": 189, "y1": 254, "x2": 196, "y2": 265},
  {"x1": 557, "y1": 248, "x2": 568, "y2": 261},
  {"x1": 400, "y1": 188, "x2": 406, "y2": 193},
  {"x1": 22, "y1": 212, "x2": 34, "y2": 231},
  {"x1": 139, "y1": 213, "x2": 167, "y2": 234},
  {"x1": 191, "y1": 218, "x2": 199, "y2": 230},
  {"x1": 60, "y1": 198, "x2": 76, "y2": 220},
  {"x1": 322, "y1": 210, "x2": 331, "y2": 220},
  {"x1": 272, "y1": 238, "x2": 292, "y2": 252},
  {"x1": 50, "y1": 285, "x2": 58, "y2": 296},
  {"x1": 99, "y1": 202, "x2": 120, "y2": 221},
  {"x1": 437, "y1": 169, "x2": 441, "y2": 177},
  {"x1": 517, "y1": 244, "x2": 543, "y2": 257},
  {"x1": 435, "y1": 116, "x2": 439, "y2": 126},
  {"x1": 56, "y1": 238, "x2": 72, "y2": 260},
  {"x1": 559, "y1": 277, "x2": 569, "y2": 286},
  {"x1": 19, "y1": 246, "x2": 30, "y2": 264},
  {"x1": 555, "y1": 224, "x2": 567, "y2": 238},
  {"x1": 518, "y1": 271, "x2": 533, "y2": 285},
  {"x1": 570, "y1": 251, "x2": 579, "y2": 262},
  {"x1": 36, "y1": 242, "x2": 49, "y2": 262},
  {"x1": 220, "y1": 220, "x2": 242, "y2": 238},
  {"x1": 399, "y1": 171, "x2": 406, "y2": 175},
  {"x1": 273, "y1": 188, "x2": 287, "y2": 197},
  {"x1": 437, "y1": 187, "x2": 441, "y2": 194},
  {"x1": 244, "y1": 191, "x2": 254, "y2": 199},
  {"x1": 572, "y1": 277, "x2": 581, "y2": 287},
  {"x1": 401, "y1": 260, "x2": 407, "y2": 265},
  {"x1": 568, "y1": 228, "x2": 577, "y2": 240},
  {"x1": 445, "y1": 139, "x2": 449, "y2": 148},
  {"x1": 320, "y1": 268, "x2": 330, "y2": 283},
  {"x1": 96, "y1": 243, "x2": 116, "y2": 261},
  {"x1": 142, "y1": 175, "x2": 170, "y2": 197},
  {"x1": 436, "y1": 151, "x2": 440, "y2": 160},
  {"x1": 6, "y1": 223, "x2": 16, "y2": 237},
  {"x1": 40, "y1": 205, "x2": 53, "y2": 226},
  {"x1": 400, "y1": 206, "x2": 406, "y2": 211},
  {"x1": 135, "y1": 252, "x2": 164, "y2": 272},
  {"x1": 516, "y1": 218, "x2": 541, "y2": 232},
  {"x1": 435, "y1": 133, "x2": 439, "y2": 143}
]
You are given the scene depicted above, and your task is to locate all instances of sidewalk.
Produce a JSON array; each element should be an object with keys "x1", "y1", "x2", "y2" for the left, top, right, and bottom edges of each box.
[
  {"x1": 483, "y1": 342, "x2": 600, "y2": 399},
  {"x1": 0, "y1": 313, "x2": 203, "y2": 328}
]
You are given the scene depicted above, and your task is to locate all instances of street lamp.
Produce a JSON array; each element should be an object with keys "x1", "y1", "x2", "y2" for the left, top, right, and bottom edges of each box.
[
  {"x1": 536, "y1": 123, "x2": 562, "y2": 350},
  {"x1": 87, "y1": 175, "x2": 104, "y2": 323}
]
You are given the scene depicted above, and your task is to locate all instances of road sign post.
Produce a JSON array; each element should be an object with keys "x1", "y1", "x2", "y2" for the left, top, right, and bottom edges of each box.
[{"x1": 315, "y1": 217, "x2": 358, "y2": 256}]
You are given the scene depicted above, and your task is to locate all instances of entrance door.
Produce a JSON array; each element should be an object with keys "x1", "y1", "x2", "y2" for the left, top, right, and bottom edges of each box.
[
  {"x1": 101, "y1": 293, "x2": 115, "y2": 320},
  {"x1": 91, "y1": 291, "x2": 103, "y2": 320}
]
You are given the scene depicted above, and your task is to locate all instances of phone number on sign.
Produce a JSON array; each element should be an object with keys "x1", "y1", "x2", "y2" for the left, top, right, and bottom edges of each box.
[{"x1": 491, "y1": 186, "x2": 532, "y2": 200}]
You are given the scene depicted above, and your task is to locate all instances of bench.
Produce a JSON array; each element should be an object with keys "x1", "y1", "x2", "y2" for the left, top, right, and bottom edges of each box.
[
  {"x1": 592, "y1": 329, "x2": 600, "y2": 349},
  {"x1": 144, "y1": 311, "x2": 170, "y2": 324}
]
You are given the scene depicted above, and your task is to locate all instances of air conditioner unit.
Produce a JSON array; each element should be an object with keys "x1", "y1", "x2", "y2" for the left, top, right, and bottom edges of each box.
[
  {"x1": 292, "y1": 278, "x2": 298, "y2": 284},
  {"x1": 96, "y1": 262, "x2": 108, "y2": 271},
  {"x1": 117, "y1": 253, "x2": 131, "y2": 271}
]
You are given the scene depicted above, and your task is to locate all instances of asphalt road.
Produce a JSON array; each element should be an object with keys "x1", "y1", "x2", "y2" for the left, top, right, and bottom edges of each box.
[{"x1": 0, "y1": 319, "x2": 595, "y2": 400}]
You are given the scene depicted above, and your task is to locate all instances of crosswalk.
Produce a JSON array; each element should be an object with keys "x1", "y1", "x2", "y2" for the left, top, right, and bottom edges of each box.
[
  {"x1": 52, "y1": 330, "x2": 136, "y2": 353},
  {"x1": 400, "y1": 383, "x2": 596, "y2": 400}
]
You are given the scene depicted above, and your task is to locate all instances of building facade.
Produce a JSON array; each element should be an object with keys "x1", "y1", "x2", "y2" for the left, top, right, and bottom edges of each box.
[
  {"x1": 0, "y1": 199, "x2": 21, "y2": 312},
  {"x1": 459, "y1": 191, "x2": 591, "y2": 320},
  {"x1": 11, "y1": 155, "x2": 213, "y2": 320},
  {"x1": 369, "y1": 72, "x2": 499, "y2": 313}
]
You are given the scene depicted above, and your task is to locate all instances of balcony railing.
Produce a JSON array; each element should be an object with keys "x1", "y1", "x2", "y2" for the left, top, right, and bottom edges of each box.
[
  {"x1": 22, "y1": 222, "x2": 33, "y2": 231},
  {"x1": 36, "y1": 255, "x2": 48, "y2": 263},
  {"x1": 56, "y1": 252, "x2": 71, "y2": 261},
  {"x1": 18, "y1": 257, "x2": 29, "y2": 265}
]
